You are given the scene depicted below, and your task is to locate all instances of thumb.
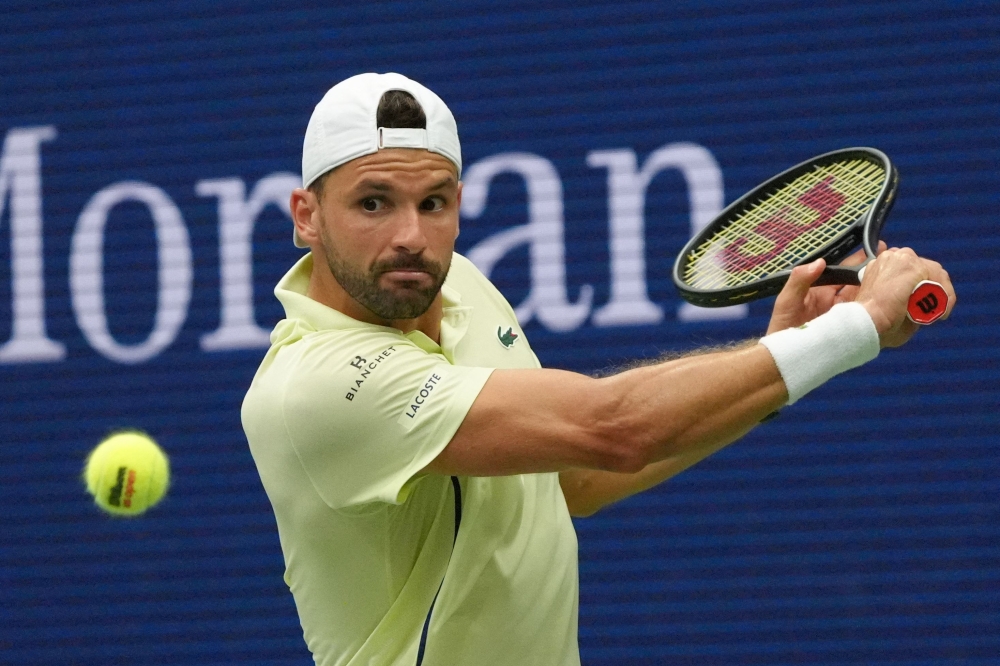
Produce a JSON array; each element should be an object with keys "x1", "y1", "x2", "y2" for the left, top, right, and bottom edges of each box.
[
  {"x1": 767, "y1": 258, "x2": 827, "y2": 335},
  {"x1": 783, "y1": 258, "x2": 825, "y2": 297}
]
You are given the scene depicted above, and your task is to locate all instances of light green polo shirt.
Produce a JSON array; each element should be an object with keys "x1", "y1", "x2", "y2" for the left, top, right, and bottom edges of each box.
[{"x1": 242, "y1": 252, "x2": 580, "y2": 666}]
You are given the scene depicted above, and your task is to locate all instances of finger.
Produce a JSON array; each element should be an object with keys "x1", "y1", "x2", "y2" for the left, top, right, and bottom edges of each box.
[
  {"x1": 838, "y1": 246, "x2": 869, "y2": 267},
  {"x1": 833, "y1": 284, "x2": 860, "y2": 303},
  {"x1": 876, "y1": 240, "x2": 887, "y2": 255},
  {"x1": 789, "y1": 258, "x2": 826, "y2": 291},
  {"x1": 921, "y1": 259, "x2": 957, "y2": 319},
  {"x1": 774, "y1": 258, "x2": 825, "y2": 305}
]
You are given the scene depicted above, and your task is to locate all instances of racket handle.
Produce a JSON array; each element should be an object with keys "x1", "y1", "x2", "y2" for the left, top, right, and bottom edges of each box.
[
  {"x1": 856, "y1": 266, "x2": 947, "y2": 325},
  {"x1": 907, "y1": 280, "x2": 948, "y2": 325}
]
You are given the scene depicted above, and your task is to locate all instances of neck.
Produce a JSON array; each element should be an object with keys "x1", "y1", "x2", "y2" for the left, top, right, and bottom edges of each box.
[{"x1": 306, "y1": 253, "x2": 444, "y2": 343}]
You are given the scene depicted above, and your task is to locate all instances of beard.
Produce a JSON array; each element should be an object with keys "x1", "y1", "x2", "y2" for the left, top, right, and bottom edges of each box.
[{"x1": 320, "y1": 228, "x2": 450, "y2": 320}]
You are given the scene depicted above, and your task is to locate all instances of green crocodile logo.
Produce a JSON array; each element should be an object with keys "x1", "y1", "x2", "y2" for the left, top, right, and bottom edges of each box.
[{"x1": 497, "y1": 326, "x2": 519, "y2": 349}]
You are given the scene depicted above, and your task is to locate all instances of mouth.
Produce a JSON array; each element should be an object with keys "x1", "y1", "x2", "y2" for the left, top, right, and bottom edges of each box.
[{"x1": 380, "y1": 269, "x2": 432, "y2": 286}]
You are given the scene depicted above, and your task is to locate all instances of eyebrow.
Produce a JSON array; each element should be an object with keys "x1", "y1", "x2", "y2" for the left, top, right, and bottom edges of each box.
[
  {"x1": 426, "y1": 176, "x2": 457, "y2": 191},
  {"x1": 352, "y1": 176, "x2": 456, "y2": 194}
]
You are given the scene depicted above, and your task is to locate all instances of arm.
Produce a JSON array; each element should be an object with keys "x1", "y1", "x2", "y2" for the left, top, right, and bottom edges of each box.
[
  {"x1": 425, "y1": 341, "x2": 786, "y2": 476},
  {"x1": 557, "y1": 248, "x2": 956, "y2": 516},
  {"x1": 557, "y1": 343, "x2": 774, "y2": 517},
  {"x1": 423, "y1": 248, "x2": 955, "y2": 513},
  {"x1": 557, "y1": 258, "x2": 852, "y2": 517}
]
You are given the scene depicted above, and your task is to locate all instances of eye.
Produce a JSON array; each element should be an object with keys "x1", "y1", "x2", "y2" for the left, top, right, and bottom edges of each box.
[
  {"x1": 361, "y1": 197, "x2": 384, "y2": 212},
  {"x1": 420, "y1": 196, "x2": 445, "y2": 212}
]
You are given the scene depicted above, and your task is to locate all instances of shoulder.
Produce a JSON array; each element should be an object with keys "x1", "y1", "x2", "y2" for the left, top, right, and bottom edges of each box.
[
  {"x1": 269, "y1": 329, "x2": 428, "y2": 404},
  {"x1": 243, "y1": 326, "x2": 406, "y2": 417}
]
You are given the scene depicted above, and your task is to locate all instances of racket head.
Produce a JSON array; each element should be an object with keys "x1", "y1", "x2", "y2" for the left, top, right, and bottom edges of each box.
[{"x1": 673, "y1": 147, "x2": 898, "y2": 307}]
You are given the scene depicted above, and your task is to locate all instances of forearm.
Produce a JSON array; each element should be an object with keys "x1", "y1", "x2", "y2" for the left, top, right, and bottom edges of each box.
[
  {"x1": 607, "y1": 342, "x2": 786, "y2": 462},
  {"x1": 560, "y1": 300, "x2": 885, "y2": 515},
  {"x1": 560, "y1": 446, "x2": 726, "y2": 517}
]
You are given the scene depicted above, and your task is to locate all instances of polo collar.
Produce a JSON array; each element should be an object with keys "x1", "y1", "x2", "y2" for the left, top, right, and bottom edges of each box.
[{"x1": 273, "y1": 253, "x2": 473, "y2": 358}]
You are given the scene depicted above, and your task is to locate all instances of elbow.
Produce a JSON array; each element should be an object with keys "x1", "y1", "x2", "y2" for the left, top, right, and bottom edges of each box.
[
  {"x1": 595, "y1": 433, "x2": 653, "y2": 473},
  {"x1": 559, "y1": 471, "x2": 611, "y2": 519},
  {"x1": 582, "y1": 390, "x2": 655, "y2": 474},
  {"x1": 567, "y1": 502, "x2": 601, "y2": 519}
]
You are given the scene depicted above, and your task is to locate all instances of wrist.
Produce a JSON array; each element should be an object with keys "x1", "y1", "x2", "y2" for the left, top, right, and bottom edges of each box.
[
  {"x1": 858, "y1": 298, "x2": 892, "y2": 342},
  {"x1": 759, "y1": 302, "x2": 880, "y2": 405}
]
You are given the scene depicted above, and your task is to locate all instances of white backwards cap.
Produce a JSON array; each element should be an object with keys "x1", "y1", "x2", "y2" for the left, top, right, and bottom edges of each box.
[{"x1": 297, "y1": 72, "x2": 462, "y2": 248}]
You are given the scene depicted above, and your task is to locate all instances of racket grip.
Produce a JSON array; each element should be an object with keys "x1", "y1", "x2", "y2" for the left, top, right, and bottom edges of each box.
[
  {"x1": 907, "y1": 281, "x2": 948, "y2": 325},
  {"x1": 857, "y1": 266, "x2": 947, "y2": 325}
]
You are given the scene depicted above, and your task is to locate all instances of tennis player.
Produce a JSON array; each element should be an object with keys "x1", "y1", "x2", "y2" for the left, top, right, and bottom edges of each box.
[{"x1": 241, "y1": 72, "x2": 955, "y2": 666}]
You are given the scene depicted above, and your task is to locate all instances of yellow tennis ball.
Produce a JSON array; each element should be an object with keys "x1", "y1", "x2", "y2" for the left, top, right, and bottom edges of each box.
[{"x1": 83, "y1": 431, "x2": 170, "y2": 517}]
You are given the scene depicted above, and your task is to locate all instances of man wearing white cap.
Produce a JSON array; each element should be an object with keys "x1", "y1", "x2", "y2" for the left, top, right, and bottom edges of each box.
[{"x1": 242, "y1": 73, "x2": 953, "y2": 665}]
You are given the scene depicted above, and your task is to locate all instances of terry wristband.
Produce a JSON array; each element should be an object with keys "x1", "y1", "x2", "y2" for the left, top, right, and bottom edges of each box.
[{"x1": 759, "y1": 302, "x2": 880, "y2": 405}]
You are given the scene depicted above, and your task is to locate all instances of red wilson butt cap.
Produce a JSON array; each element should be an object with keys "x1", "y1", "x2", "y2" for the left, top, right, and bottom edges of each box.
[{"x1": 907, "y1": 280, "x2": 948, "y2": 325}]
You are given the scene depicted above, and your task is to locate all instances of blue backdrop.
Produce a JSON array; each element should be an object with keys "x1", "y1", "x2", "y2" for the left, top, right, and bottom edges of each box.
[{"x1": 3, "y1": 1, "x2": 998, "y2": 663}]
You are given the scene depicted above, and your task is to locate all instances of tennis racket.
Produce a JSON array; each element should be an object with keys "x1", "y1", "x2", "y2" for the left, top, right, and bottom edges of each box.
[{"x1": 672, "y1": 147, "x2": 948, "y2": 324}]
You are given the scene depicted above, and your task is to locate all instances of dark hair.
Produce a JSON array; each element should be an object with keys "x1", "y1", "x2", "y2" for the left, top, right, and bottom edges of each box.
[
  {"x1": 309, "y1": 90, "x2": 426, "y2": 201},
  {"x1": 377, "y1": 90, "x2": 427, "y2": 129}
]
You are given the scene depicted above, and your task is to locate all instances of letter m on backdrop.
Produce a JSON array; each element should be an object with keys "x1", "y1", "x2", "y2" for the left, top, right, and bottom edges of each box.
[{"x1": 0, "y1": 126, "x2": 65, "y2": 363}]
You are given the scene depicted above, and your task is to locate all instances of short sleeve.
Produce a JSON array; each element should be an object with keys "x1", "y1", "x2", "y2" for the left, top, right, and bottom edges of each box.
[{"x1": 279, "y1": 333, "x2": 493, "y2": 509}]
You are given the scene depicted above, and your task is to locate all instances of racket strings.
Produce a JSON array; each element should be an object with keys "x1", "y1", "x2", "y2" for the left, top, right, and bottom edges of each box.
[
  {"x1": 683, "y1": 159, "x2": 885, "y2": 290},
  {"x1": 721, "y1": 169, "x2": 875, "y2": 277}
]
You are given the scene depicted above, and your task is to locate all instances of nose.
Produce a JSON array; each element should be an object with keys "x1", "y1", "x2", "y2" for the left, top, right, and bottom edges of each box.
[{"x1": 390, "y1": 204, "x2": 428, "y2": 254}]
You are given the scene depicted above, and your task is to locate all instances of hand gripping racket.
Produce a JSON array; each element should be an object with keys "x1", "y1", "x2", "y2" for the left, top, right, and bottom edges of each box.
[{"x1": 672, "y1": 147, "x2": 948, "y2": 324}]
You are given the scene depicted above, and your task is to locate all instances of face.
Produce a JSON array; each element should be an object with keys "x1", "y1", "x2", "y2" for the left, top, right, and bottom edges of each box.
[{"x1": 307, "y1": 149, "x2": 460, "y2": 321}]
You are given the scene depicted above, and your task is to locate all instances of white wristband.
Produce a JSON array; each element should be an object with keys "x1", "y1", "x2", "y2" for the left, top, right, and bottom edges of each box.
[{"x1": 759, "y1": 302, "x2": 880, "y2": 405}]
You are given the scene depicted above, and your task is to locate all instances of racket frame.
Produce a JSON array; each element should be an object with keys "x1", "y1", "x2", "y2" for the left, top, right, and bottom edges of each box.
[{"x1": 672, "y1": 147, "x2": 898, "y2": 308}]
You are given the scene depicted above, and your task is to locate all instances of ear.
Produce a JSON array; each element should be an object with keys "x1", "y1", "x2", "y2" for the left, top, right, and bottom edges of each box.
[{"x1": 290, "y1": 188, "x2": 321, "y2": 246}]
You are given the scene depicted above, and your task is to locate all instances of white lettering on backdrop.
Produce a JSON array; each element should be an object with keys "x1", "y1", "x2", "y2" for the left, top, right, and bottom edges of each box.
[
  {"x1": 462, "y1": 153, "x2": 594, "y2": 332},
  {"x1": 70, "y1": 182, "x2": 193, "y2": 364},
  {"x1": 0, "y1": 126, "x2": 65, "y2": 363},
  {"x1": 0, "y1": 126, "x2": 746, "y2": 364},
  {"x1": 196, "y1": 174, "x2": 300, "y2": 351},
  {"x1": 587, "y1": 144, "x2": 747, "y2": 325}
]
